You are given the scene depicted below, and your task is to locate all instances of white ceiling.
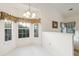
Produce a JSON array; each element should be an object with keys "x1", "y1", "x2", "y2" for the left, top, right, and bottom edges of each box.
[
  {"x1": 23, "y1": 3, "x2": 79, "y2": 18},
  {"x1": 0, "y1": 3, "x2": 79, "y2": 18}
]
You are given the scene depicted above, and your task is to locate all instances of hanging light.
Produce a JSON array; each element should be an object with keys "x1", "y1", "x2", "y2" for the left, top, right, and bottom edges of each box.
[
  {"x1": 31, "y1": 12, "x2": 36, "y2": 18},
  {"x1": 23, "y1": 3, "x2": 36, "y2": 19}
]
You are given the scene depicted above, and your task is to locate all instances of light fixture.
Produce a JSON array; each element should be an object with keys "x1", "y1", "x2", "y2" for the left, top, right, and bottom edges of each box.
[
  {"x1": 31, "y1": 13, "x2": 36, "y2": 18},
  {"x1": 23, "y1": 3, "x2": 36, "y2": 19}
]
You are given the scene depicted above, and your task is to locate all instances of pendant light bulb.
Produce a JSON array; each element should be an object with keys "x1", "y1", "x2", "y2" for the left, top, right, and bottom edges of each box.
[
  {"x1": 23, "y1": 11, "x2": 31, "y2": 18},
  {"x1": 26, "y1": 11, "x2": 31, "y2": 16},
  {"x1": 23, "y1": 13, "x2": 27, "y2": 17},
  {"x1": 31, "y1": 13, "x2": 36, "y2": 18},
  {"x1": 23, "y1": 3, "x2": 37, "y2": 19}
]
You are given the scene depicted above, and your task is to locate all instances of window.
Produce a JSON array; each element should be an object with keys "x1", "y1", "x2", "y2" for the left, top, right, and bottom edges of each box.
[
  {"x1": 34, "y1": 24, "x2": 39, "y2": 37},
  {"x1": 18, "y1": 23, "x2": 30, "y2": 38},
  {"x1": 5, "y1": 22, "x2": 12, "y2": 41},
  {"x1": 60, "y1": 22, "x2": 75, "y2": 33}
]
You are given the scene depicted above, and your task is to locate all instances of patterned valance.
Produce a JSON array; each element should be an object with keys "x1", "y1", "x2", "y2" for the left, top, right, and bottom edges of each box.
[{"x1": 0, "y1": 11, "x2": 41, "y2": 23}]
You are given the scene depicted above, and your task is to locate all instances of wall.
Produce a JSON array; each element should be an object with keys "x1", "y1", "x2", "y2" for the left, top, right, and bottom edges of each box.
[
  {"x1": 31, "y1": 4, "x2": 64, "y2": 32},
  {"x1": 42, "y1": 32, "x2": 73, "y2": 56},
  {"x1": 41, "y1": 8, "x2": 64, "y2": 32},
  {"x1": 0, "y1": 20, "x2": 16, "y2": 55}
]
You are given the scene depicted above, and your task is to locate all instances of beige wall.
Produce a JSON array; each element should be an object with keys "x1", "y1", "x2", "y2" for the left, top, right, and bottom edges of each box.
[
  {"x1": 39, "y1": 7, "x2": 64, "y2": 32},
  {"x1": 41, "y1": 11, "x2": 64, "y2": 32},
  {"x1": 0, "y1": 20, "x2": 16, "y2": 55}
]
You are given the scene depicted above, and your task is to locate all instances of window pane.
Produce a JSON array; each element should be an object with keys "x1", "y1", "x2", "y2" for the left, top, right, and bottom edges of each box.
[
  {"x1": 5, "y1": 29, "x2": 7, "y2": 34},
  {"x1": 26, "y1": 29, "x2": 29, "y2": 37},
  {"x1": 18, "y1": 23, "x2": 30, "y2": 38},
  {"x1": 18, "y1": 24, "x2": 23, "y2": 28},
  {"x1": 5, "y1": 35, "x2": 7, "y2": 41},
  {"x1": 19, "y1": 24, "x2": 28, "y2": 29},
  {"x1": 34, "y1": 24, "x2": 39, "y2": 37},
  {"x1": 18, "y1": 29, "x2": 23, "y2": 34},
  {"x1": 5, "y1": 22, "x2": 12, "y2": 28},
  {"x1": 5, "y1": 22, "x2": 12, "y2": 41},
  {"x1": 34, "y1": 29, "x2": 38, "y2": 37},
  {"x1": 8, "y1": 29, "x2": 11, "y2": 34},
  {"x1": 23, "y1": 29, "x2": 26, "y2": 34},
  {"x1": 34, "y1": 24, "x2": 38, "y2": 29},
  {"x1": 5, "y1": 29, "x2": 11, "y2": 35},
  {"x1": 7, "y1": 35, "x2": 11, "y2": 40},
  {"x1": 9, "y1": 36, "x2": 11, "y2": 40},
  {"x1": 26, "y1": 33, "x2": 29, "y2": 37},
  {"x1": 18, "y1": 34, "x2": 23, "y2": 38},
  {"x1": 5, "y1": 32, "x2": 12, "y2": 41},
  {"x1": 23, "y1": 34, "x2": 26, "y2": 37}
]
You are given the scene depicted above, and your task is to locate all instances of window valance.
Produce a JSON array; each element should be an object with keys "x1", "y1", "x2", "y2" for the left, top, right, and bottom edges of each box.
[{"x1": 0, "y1": 11, "x2": 40, "y2": 23}]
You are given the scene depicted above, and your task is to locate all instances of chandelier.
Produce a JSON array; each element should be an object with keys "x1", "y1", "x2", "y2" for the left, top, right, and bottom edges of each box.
[{"x1": 23, "y1": 3, "x2": 36, "y2": 19}]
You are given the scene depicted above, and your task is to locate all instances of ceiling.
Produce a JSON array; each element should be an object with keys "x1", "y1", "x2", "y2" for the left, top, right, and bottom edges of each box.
[
  {"x1": 22, "y1": 3, "x2": 79, "y2": 18},
  {"x1": 0, "y1": 3, "x2": 79, "y2": 18}
]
